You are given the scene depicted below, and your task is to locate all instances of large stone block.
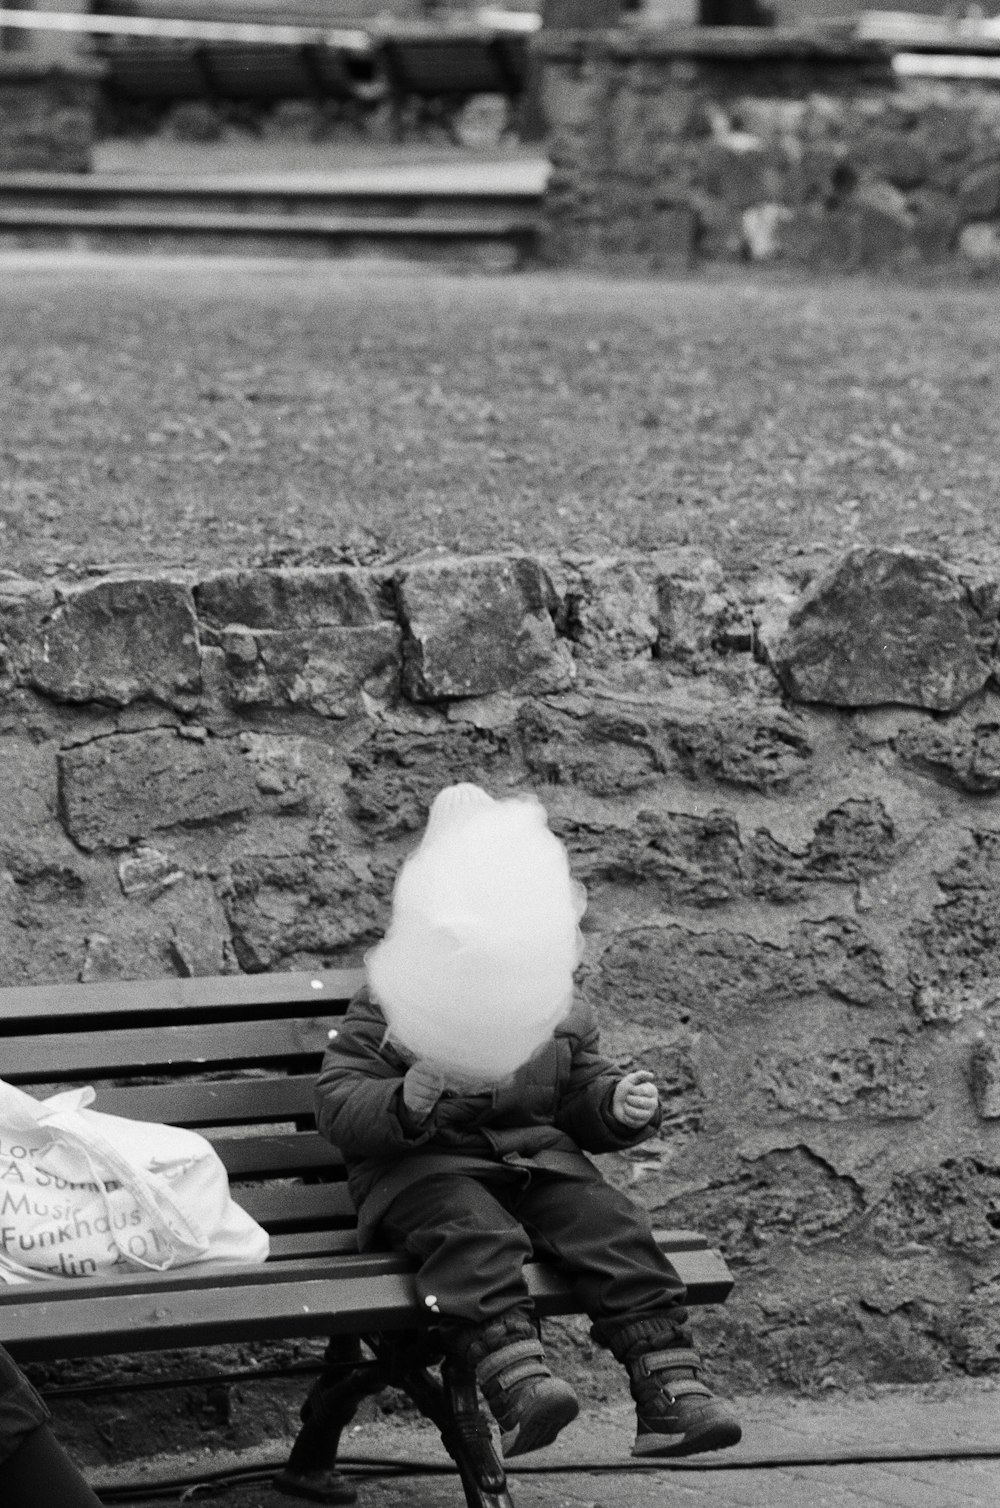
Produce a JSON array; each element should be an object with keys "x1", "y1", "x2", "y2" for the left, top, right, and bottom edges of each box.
[
  {"x1": 659, "y1": 694, "x2": 813, "y2": 791},
  {"x1": 519, "y1": 689, "x2": 812, "y2": 795},
  {"x1": 519, "y1": 699, "x2": 661, "y2": 796},
  {"x1": 346, "y1": 725, "x2": 518, "y2": 838},
  {"x1": 0, "y1": 576, "x2": 56, "y2": 693},
  {"x1": 593, "y1": 916, "x2": 892, "y2": 1032},
  {"x1": 28, "y1": 577, "x2": 201, "y2": 711},
  {"x1": 559, "y1": 808, "x2": 746, "y2": 906},
  {"x1": 655, "y1": 553, "x2": 730, "y2": 666},
  {"x1": 221, "y1": 848, "x2": 387, "y2": 971},
  {"x1": 868, "y1": 1159, "x2": 1000, "y2": 1256},
  {"x1": 220, "y1": 625, "x2": 401, "y2": 719},
  {"x1": 754, "y1": 1032, "x2": 932, "y2": 1120},
  {"x1": 195, "y1": 567, "x2": 388, "y2": 630},
  {"x1": 58, "y1": 729, "x2": 260, "y2": 850},
  {"x1": 565, "y1": 558, "x2": 660, "y2": 662},
  {"x1": 895, "y1": 707, "x2": 1000, "y2": 792},
  {"x1": 0, "y1": 737, "x2": 88, "y2": 908},
  {"x1": 663, "y1": 1147, "x2": 865, "y2": 1265},
  {"x1": 909, "y1": 830, "x2": 1000, "y2": 1021},
  {"x1": 395, "y1": 555, "x2": 574, "y2": 702},
  {"x1": 769, "y1": 548, "x2": 994, "y2": 711},
  {"x1": 749, "y1": 798, "x2": 897, "y2": 901}
]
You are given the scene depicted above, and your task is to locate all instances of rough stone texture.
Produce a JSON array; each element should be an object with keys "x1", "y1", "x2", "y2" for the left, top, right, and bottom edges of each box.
[
  {"x1": 58, "y1": 729, "x2": 262, "y2": 850},
  {"x1": 219, "y1": 624, "x2": 401, "y2": 719},
  {"x1": 749, "y1": 798, "x2": 897, "y2": 902},
  {"x1": 28, "y1": 577, "x2": 202, "y2": 711},
  {"x1": 867, "y1": 1160, "x2": 1000, "y2": 1256},
  {"x1": 395, "y1": 554, "x2": 574, "y2": 701},
  {"x1": 519, "y1": 687, "x2": 813, "y2": 795},
  {"x1": 753, "y1": 1032, "x2": 932, "y2": 1121},
  {"x1": 221, "y1": 847, "x2": 388, "y2": 972},
  {"x1": 561, "y1": 808, "x2": 746, "y2": 906},
  {"x1": 537, "y1": 29, "x2": 1000, "y2": 273},
  {"x1": 561, "y1": 798, "x2": 896, "y2": 908},
  {"x1": 663, "y1": 1147, "x2": 867, "y2": 1267},
  {"x1": 592, "y1": 916, "x2": 894, "y2": 1032},
  {"x1": 563, "y1": 550, "x2": 734, "y2": 669},
  {"x1": 908, "y1": 830, "x2": 1000, "y2": 1024},
  {"x1": 769, "y1": 547, "x2": 994, "y2": 711},
  {"x1": 195, "y1": 566, "x2": 389, "y2": 631},
  {"x1": 969, "y1": 1038, "x2": 1000, "y2": 1120},
  {"x1": 564, "y1": 557, "x2": 660, "y2": 663},
  {"x1": 6, "y1": 545, "x2": 1000, "y2": 1416},
  {"x1": 895, "y1": 703, "x2": 1000, "y2": 792},
  {"x1": 346, "y1": 724, "x2": 520, "y2": 837}
]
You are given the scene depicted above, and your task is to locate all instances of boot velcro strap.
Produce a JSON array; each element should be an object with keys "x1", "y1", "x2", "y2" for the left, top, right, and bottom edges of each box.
[
  {"x1": 637, "y1": 1349, "x2": 702, "y2": 1378},
  {"x1": 656, "y1": 1377, "x2": 713, "y2": 1400},
  {"x1": 477, "y1": 1339, "x2": 548, "y2": 1390}
]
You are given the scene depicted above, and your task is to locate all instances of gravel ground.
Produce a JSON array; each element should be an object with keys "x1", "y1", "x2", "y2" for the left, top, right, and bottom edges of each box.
[{"x1": 2, "y1": 255, "x2": 999, "y2": 584}]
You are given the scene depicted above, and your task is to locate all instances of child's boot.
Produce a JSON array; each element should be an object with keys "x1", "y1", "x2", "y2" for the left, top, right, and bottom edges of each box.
[
  {"x1": 592, "y1": 1315, "x2": 741, "y2": 1458},
  {"x1": 451, "y1": 1314, "x2": 579, "y2": 1458}
]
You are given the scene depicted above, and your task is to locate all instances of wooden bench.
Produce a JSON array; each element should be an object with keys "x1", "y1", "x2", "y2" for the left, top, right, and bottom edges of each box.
[
  {"x1": 0, "y1": 970, "x2": 734, "y2": 1508},
  {"x1": 377, "y1": 31, "x2": 529, "y2": 141}
]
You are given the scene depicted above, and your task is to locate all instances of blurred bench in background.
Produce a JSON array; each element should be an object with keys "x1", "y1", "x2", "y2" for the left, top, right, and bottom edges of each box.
[{"x1": 0, "y1": 6, "x2": 536, "y2": 136}]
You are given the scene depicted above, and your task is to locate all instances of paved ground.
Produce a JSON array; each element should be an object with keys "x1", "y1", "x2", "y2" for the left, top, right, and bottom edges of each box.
[
  {"x1": 92, "y1": 135, "x2": 548, "y2": 192},
  {"x1": 90, "y1": 1382, "x2": 1000, "y2": 1507},
  {"x1": 83, "y1": 160, "x2": 549, "y2": 193}
]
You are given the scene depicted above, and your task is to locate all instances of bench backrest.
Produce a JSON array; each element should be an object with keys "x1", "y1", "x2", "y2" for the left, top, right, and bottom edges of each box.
[
  {"x1": 0, "y1": 970, "x2": 365, "y2": 1262},
  {"x1": 379, "y1": 34, "x2": 526, "y2": 100}
]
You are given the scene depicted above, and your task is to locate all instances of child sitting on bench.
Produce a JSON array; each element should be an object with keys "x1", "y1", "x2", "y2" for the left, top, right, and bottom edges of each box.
[{"x1": 314, "y1": 783, "x2": 741, "y2": 1460}]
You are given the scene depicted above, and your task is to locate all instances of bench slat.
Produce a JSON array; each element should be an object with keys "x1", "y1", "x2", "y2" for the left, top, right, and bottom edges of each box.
[
  {"x1": 0, "y1": 969, "x2": 362, "y2": 1025},
  {"x1": 209, "y1": 1131, "x2": 344, "y2": 1178},
  {"x1": 2, "y1": 1017, "x2": 342, "y2": 1081},
  {"x1": 235, "y1": 1180, "x2": 355, "y2": 1229},
  {"x1": 88, "y1": 1074, "x2": 318, "y2": 1127},
  {"x1": 264, "y1": 1226, "x2": 712, "y2": 1260},
  {"x1": 0, "y1": 1234, "x2": 716, "y2": 1305},
  {"x1": 269, "y1": 1228, "x2": 361, "y2": 1259},
  {"x1": 1, "y1": 1247, "x2": 734, "y2": 1360}
]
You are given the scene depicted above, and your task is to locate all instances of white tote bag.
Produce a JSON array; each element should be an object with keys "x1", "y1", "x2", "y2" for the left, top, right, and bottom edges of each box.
[{"x1": 0, "y1": 1078, "x2": 269, "y2": 1285}]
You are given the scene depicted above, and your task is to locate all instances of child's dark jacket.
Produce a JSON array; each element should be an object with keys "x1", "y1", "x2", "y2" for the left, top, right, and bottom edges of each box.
[{"x1": 314, "y1": 987, "x2": 661, "y2": 1249}]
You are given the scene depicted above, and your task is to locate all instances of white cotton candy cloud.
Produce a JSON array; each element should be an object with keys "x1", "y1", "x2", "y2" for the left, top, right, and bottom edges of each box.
[{"x1": 365, "y1": 784, "x2": 585, "y2": 1084}]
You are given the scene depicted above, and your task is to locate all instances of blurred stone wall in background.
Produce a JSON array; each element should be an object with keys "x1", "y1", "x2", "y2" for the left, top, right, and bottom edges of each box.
[
  {"x1": 5, "y1": 544, "x2": 1000, "y2": 1442},
  {"x1": 0, "y1": 58, "x2": 102, "y2": 171},
  {"x1": 538, "y1": 28, "x2": 1000, "y2": 272}
]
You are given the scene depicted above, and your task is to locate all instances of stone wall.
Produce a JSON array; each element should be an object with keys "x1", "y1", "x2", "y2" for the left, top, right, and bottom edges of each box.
[
  {"x1": 7, "y1": 545, "x2": 1000, "y2": 1437},
  {"x1": 537, "y1": 26, "x2": 1000, "y2": 271},
  {"x1": 0, "y1": 58, "x2": 103, "y2": 172}
]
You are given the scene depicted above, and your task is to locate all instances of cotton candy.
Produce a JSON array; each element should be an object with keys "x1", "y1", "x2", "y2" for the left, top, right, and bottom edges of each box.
[{"x1": 366, "y1": 784, "x2": 584, "y2": 1084}]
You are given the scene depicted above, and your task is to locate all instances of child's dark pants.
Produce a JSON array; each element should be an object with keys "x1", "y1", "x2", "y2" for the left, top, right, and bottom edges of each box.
[{"x1": 377, "y1": 1160, "x2": 690, "y2": 1340}]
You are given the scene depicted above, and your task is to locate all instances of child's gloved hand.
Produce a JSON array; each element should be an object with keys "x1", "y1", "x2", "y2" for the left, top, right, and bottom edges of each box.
[
  {"x1": 612, "y1": 1070, "x2": 659, "y2": 1129},
  {"x1": 402, "y1": 1062, "x2": 446, "y2": 1124}
]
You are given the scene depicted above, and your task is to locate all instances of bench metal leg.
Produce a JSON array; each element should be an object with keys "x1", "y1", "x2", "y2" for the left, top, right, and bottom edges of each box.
[
  {"x1": 278, "y1": 1332, "x2": 513, "y2": 1508},
  {"x1": 386, "y1": 1341, "x2": 513, "y2": 1508},
  {"x1": 274, "y1": 1337, "x2": 375, "y2": 1504}
]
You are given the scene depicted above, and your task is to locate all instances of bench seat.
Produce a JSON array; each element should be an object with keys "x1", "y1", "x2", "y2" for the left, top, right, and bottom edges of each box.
[{"x1": 0, "y1": 969, "x2": 734, "y2": 1507}]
